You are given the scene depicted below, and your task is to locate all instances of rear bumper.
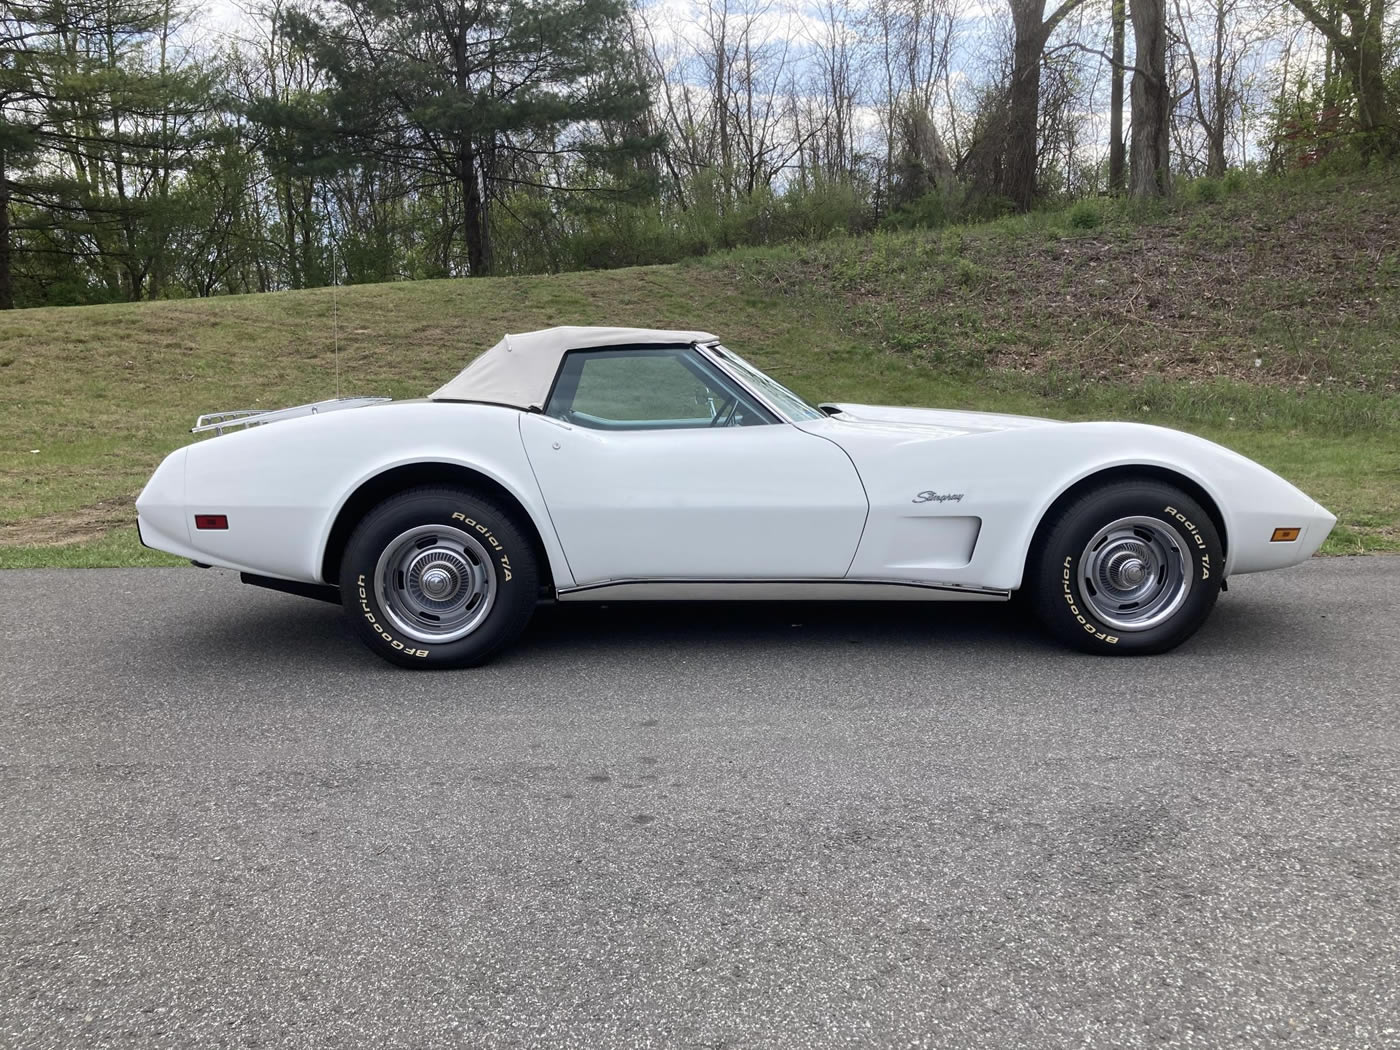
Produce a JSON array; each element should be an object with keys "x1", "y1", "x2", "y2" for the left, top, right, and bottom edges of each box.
[{"x1": 135, "y1": 447, "x2": 201, "y2": 560}]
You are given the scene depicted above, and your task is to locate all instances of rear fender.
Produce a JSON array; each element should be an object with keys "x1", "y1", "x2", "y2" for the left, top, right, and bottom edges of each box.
[{"x1": 177, "y1": 401, "x2": 574, "y2": 588}]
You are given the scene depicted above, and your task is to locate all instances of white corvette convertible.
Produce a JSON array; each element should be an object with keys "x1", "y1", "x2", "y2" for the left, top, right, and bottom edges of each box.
[{"x1": 137, "y1": 326, "x2": 1335, "y2": 667}]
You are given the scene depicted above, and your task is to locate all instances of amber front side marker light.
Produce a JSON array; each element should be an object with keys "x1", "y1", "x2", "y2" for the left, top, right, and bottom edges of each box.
[{"x1": 1271, "y1": 527, "x2": 1301, "y2": 542}]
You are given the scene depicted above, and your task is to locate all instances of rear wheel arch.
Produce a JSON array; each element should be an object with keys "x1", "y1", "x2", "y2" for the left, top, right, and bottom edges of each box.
[
  {"x1": 321, "y1": 462, "x2": 555, "y2": 594},
  {"x1": 1023, "y1": 465, "x2": 1228, "y2": 584}
]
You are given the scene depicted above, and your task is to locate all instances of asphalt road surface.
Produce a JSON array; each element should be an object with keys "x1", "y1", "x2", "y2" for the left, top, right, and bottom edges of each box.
[{"x1": 2, "y1": 559, "x2": 1398, "y2": 1050}]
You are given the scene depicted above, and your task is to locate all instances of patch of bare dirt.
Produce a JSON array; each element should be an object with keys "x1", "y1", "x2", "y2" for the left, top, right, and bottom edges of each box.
[
  {"x1": 0, "y1": 499, "x2": 133, "y2": 547},
  {"x1": 773, "y1": 175, "x2": 1400, "y2": 392},
  {"x1": 970, "y1": 198, "x2": 1399, "y2": 390}
]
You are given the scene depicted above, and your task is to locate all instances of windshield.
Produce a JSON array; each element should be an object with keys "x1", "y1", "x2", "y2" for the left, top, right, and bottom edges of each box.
[{"x1": 707, "y1": 344, "x2": 823, "y2": 422}]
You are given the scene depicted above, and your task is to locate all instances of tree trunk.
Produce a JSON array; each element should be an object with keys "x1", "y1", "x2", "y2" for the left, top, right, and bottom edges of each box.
[
  {"x1": 0, "y1": 150, "x2": 12, "y2": 310},
  {"x1": 1110, "y1": 0, "x2": 1126, "y2": 192},
  {"x1": 715, "y1": 28, "x2": 730, "y2": 201},
  {"x1": 1206, "y1": 122, "x2": 1228, "y2": 176},
  {"x1": 1005, "y1": 10, "x2": 1047, "y2": 211},
  {"x1": 1350, "y1": 1, "x2": 1387, "y2": 146},
  {"x1": 299, "y1": 183, "x2": 315, "y2": 285},
  {"x1": 997, "y1": 0, "x2": 1090, "y2": 210},
  {"x1": 460, "y1": 144, "x2": 487, "y2": 276},
  {"x1": 1129, "y1": 0, "x2": 1171, "y2": 197},
  {"x1": 1205, "y1": 0, "x2": 1229, "y2": 175},
  {"x1": 281, "y1": 176, "x2": 300, "y2": 288},
  {"x1": 149, "y1": 0, "x2": 173, "y2": 299}
]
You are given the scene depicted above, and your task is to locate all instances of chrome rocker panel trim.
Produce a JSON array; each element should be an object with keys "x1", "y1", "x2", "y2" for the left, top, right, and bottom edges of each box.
[{"x1": 554, "y1": 578, "x2": 1012, "y2": 602}]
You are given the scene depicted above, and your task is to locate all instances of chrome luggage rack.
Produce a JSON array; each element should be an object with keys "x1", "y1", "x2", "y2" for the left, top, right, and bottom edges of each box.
[{"x1": 191, "y1": 396, "x2": 391, "y2": 436}]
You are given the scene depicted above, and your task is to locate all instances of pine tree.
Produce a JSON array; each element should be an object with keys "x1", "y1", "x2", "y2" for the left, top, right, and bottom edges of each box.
[
  {"x1": 0, "y1": 0, "x2": 212, "y2": 307},
  {"x1": 260, "y1": 0, "x2": 654, "y2": 277}
]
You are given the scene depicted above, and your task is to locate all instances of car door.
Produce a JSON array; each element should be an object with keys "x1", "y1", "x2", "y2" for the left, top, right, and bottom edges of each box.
[{"x1": 519, "y1": 346, "x2": 868, "y2": 585}]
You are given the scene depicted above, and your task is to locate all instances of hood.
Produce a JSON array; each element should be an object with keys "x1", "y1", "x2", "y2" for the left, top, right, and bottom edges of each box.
[{"x1": 819, "y1": 403, "x2": 1063, "y2": 438}]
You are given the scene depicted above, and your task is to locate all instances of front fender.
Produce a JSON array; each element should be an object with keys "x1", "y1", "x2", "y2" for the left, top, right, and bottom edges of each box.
[
  {"x1": 975, "y1": 423, "x2": 1332, "y2": 588},
  {"x1": 824, "y1": 419, "x2": 1331, "y2": 591}
]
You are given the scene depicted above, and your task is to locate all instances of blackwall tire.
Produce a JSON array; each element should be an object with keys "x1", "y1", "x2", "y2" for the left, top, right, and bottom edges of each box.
[
  {"x1": 339, "y1": 487, "x2": 538, "y2": 668},
  {"x1": 1028, "y1": 481, "x2": 1223, "y2": 655}
]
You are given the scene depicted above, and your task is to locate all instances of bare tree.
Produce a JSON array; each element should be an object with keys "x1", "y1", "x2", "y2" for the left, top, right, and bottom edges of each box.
[
  {"x1": 963, "y1": 0, "x2": 1092, "y2": 211},
  {"x1": 864, "y1": 0, "x2": 961, "y2": 208},
  {"x1": 1039, "y1": 20, "x2": 1098, "y2": 196},
  {"x1": 629, "y1": 5, "x2": 715, "y2": 206},
  {"x1": 641, "y1": 0, "x2": 805, "y2": 205},
  {"x1": 805, "y1": 0, "x2": 861, "y2": 182},
  {"x1": 1171, "y1": 0, "x2": 1268, "y2": 174},
  {"x1": 1110, "y1": 0, "x2": 1126, "y2": 191},
  {"x1": 1129, "y1": 0, "x2": 1171, "y2": 196},
  {"x1": 729, "y1": 1, "x2": 801, "y2": 194}
]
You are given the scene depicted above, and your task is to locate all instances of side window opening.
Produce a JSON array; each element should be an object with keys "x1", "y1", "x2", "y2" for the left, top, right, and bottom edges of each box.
[{"x1": 545, "y1": 347, "x2": 775, "y2": 431}]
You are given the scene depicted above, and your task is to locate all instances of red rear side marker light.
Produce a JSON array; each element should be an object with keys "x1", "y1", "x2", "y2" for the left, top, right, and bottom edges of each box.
[{"x1": 194, "y1": 514, "x2": 228, "y2": 530}]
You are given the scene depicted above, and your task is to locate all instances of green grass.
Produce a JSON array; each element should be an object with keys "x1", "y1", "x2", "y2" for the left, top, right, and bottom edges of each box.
[
  {"x1": 2, "y1": 168, "x2": 1397, "y2": 567},
  {"x1": 713, "y1": 170, "x2": 1400, "y2": 401},
  {"x1": 0, "y1": 529, "x2": 184, "y2": 569}
]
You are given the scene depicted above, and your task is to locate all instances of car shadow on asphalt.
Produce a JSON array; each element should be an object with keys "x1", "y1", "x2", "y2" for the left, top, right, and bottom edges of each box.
[
  {"x1": 139, "y1": 584, "x2": 1310, "y2": 678},
  {"x1": 141, "y1": 591, "x2": 1054, "y2": 675},
  {"x1": 516, "y1": 596, "x2": 1304, "y2": 663},
  {"x1": 522, "y1": 599, "x2": 1045, "y2": 652}
]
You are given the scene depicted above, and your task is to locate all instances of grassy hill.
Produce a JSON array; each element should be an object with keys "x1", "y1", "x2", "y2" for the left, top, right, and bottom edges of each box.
[{"x1": 2, "y1": 169, "x2": 1397, "y2": 567}]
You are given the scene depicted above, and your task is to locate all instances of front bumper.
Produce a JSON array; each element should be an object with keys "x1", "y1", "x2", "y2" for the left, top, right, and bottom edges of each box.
[{"x1": 1228, "y1": 500, "x2": 1337, "y2": 574}]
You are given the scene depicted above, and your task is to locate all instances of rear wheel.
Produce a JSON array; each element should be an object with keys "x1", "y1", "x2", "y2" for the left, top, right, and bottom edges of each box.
[
  {"x1": 1028, "y1": 480, "x2": 1223, "y2": 655},
  {"x1": 339, "y1": 487, "x2": 538, "y2": 668}
]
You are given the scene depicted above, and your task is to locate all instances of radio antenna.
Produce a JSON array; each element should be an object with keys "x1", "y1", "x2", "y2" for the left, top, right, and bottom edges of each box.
[{"x1": 332, "y1": 241, "x2": 340, "y2": 399}]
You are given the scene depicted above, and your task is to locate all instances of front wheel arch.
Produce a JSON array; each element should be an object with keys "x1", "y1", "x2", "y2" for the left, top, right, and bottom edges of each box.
[
  {"x1": 1022, "y1": 464, "x2": 1228, "y2": 587},
  {"x1": 320, "y1": 462, "x2": 554, "y2": 594}
]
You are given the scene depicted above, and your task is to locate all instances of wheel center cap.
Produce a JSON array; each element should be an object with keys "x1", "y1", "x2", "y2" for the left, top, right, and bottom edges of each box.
[
  {"x1": 1119, "y1": 558, "x2": 1147, "y2": 586},
  {"x1": 420, "y1": 565, "x2": 457, "y2": 600}
]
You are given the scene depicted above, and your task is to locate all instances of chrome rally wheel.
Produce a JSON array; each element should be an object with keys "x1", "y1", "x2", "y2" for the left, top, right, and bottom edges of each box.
[
  {"x1": 1077, "y1": 516, "x2": 1192, "y2": 632},
  {"x1": 375, "y1": 524, "x2": 497, "y2": 644},
  {"x1": 340, "y1": 487, "x2": 538, "y2": 668},
  {"x1": 1028, "y1": 480, "x2": 1224, "y2": 655}
]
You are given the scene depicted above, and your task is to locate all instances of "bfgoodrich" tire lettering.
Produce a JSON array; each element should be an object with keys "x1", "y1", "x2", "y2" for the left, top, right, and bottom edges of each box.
[
  {"x1": 1061, "y1": 557, "x2": 1120, "y2": 644},
  {"x1": 357, "y1": 573, "x2": 429, "y2": 657}
]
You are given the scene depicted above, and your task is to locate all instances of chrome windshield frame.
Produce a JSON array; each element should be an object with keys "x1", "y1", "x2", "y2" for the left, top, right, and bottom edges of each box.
[{"x1": 693, "y1": 341, "x2": 821, "y2": 425}]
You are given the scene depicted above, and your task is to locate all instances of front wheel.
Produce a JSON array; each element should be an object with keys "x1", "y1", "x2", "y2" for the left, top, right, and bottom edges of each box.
[
  {"x1": 1028, "y1": 481, "x2": 1223, "y2": 655},
  {"x1": 339, "y1": 487, "x2": 539, "y2": 668}
]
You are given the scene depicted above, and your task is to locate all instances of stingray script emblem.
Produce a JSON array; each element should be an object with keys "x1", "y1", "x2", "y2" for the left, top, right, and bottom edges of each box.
[{"x1": 913, "y1": 491, "x2": 964, "y2": 504}]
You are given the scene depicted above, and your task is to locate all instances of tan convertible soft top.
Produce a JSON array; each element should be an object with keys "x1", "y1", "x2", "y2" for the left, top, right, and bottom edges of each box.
[{"x1": 429, "y1": 326, "x2": 719, "y2": 410}]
